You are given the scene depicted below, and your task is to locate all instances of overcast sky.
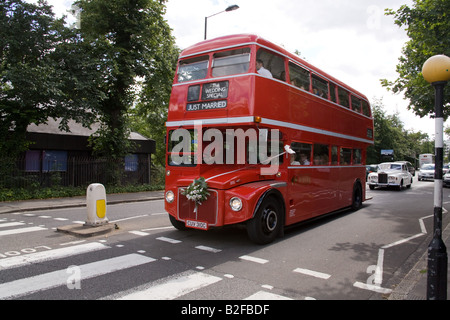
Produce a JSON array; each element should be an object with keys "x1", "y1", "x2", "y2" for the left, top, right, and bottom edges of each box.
[{"x1": 28, "y1": 0, "x2": 441, "y2": 138}]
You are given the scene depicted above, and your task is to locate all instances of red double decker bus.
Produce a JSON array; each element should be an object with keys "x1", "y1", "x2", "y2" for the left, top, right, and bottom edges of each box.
[{"x1": 164, "y1": 34, "x2": 374, "y2": 244}]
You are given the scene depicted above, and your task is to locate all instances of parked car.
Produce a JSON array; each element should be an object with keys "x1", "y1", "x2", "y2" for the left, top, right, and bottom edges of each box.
[
  {"x1": 418, "y1": 164, "x2": 435, "y2": 181},
  {"x1": 395, "y1": 161, "x2": 416, "y2": 176},
  {"x1": 367, "y1": 162, "x2": 413, "y2": 190}
]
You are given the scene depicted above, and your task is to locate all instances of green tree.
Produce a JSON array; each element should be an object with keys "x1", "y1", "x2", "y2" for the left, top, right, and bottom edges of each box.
[
  {"x1": 0, "y1": 0, "x2": 102, "y2": 156},
  {"x1": 130, "y1": 42, "x2": 179, "y2": 168},
  {"x1": 367, "y1": 99, "x2": 432, "y2": 164},
  {"x1": 75, "y1": 0, "x2": 177, "y2": 160},
  {"x1": 381, "y1": 0, "x2": 450, "y2": 119}
]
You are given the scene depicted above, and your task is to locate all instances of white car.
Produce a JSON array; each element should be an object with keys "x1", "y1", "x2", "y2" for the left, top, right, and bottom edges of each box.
[
  {"x1": 444, "y1": 171, "x2": 450, "y2": 187},
  {"x1": 367, "y1": 162, "x2": 413, "y2": 190},
  {"x1": 418, "y1": 164, "x2": 435, "y2": 181}
]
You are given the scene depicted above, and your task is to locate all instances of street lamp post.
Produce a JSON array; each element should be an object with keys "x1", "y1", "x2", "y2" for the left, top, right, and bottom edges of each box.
[
  {"x1": 422, "y1": 54, "x2": 450, "y2": 300},
  {"x1": 204, "y1": 5, "x2": 239, "y2": 40}
]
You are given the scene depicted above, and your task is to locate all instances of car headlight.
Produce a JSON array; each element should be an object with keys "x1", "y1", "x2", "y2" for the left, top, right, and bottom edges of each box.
[
  {"x1": 165, "y1": 190, "x2": 175, "y2": 203},
  {"x1": 229, "y1": 197, "x2": 243, "y2": 211}
]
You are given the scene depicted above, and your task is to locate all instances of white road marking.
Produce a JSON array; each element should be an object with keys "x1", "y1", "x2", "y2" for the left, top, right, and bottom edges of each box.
[
  {"x1": 0, "y1": 242, "x2": 108, "y2": 270},
  {"x1": 117, "y1": 271, "x2": 222, "y2": 300},
  {"x1": 353, "y1": 281, "x2": 392, "y2": 294},
  {"x1": 0, "y1": 226, "x2": 47, "y2": 237},
  {"x1": 0, "y1": 254, "x2": 155, "y2": 299},
  {"x1": 129, "y1": 231, "x2": 150, "y2": 236},
  {"x1": 293, "y1": 268, "x2": 331, "y2": 280},
  {"x1": 195, "y1": 245, "x2": 222, "y2": 253},
  {"x1": 244, "y1": 291, "x2": 293, "y2": 300},
  {"x1": 239, "y1": 255, "x2": 269, "y2": 264},
  {"x1": 142, "y1": 226, "x2": 174, "y2": 232},
  {"x1": 0, "y1": 222, "x2": 25, "y2": 228},
  {"x1": 156, "y1": 236, "x2": 181, "y2": 244}
]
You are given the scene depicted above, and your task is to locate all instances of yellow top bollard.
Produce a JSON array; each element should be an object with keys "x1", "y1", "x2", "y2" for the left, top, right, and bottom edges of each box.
[{"x1": 85, "y1": 183, "x2": 108, "y2": 226}]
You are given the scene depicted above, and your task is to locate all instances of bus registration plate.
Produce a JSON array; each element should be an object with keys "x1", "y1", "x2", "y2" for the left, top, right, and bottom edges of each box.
[{"x1": 185, "y1": 220, "x2": 208, "y2": 230}]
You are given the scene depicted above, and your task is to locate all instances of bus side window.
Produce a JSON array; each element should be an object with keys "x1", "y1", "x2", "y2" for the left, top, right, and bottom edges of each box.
[
  {"x1": 353, "y1": 149, "x2": 362, "y2": 164},
  {"x1": 351, "y1": 96, "x2": 362, "y2": 113},
  {"x1": 256, "y1": 48, "x2": 286, "y2": 81},
  {"x1": 329, "y1": 83, "x2": 337, "y2": 103},
  {"x1": 288, "y1": 62, "x2": 310, "y2": 90},
  {"x1": 338, "y1": 87, "x2": 350, "y2": 108},
  {"x1": 362, "y1": 100, "x2": 371, "y2": 117},
  {"x1": 340, "y1": 148, "x2": 352, "y2": 165},
  {"x1": 331, "y1": 146, "x2": 338, "y2": 165},
  {"x1": 313, "y1": 144, "x2": 329, "y2": 165},
  {"x1": 312, "y1": 75, "x2": 328, "y2": 99},
  {"x1": 290, "y1": 142, "x2": 312, "y2": 165}
]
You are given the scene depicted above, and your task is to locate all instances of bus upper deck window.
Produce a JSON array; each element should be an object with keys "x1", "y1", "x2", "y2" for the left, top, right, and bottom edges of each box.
[
  {"x1": 177, "y1": 56, "x2": 209, "y2": 83},
  {"x1": 288, "y1": 62, "x2": 310, "y2": 90},
  {"x1": 257, "y1": 48, "x2": 286, "y2": 81},
  {"x1": 312, "y1": 75, "x2": 328, "y2": 99},
  {"x1": 362, "y1": 100, "x2": 371, "y2": 117},
  {"x1": 351, "y1": 96, "x2": 362, "y2": 113},
  {"x1": 338, "y1": 87, "x2": 350, "y2": 108},
  {"x1": 212, "y1": 48, "x2": 250, "y2": 77}
]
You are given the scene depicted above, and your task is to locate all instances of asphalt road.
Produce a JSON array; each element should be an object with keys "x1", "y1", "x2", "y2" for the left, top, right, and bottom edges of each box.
[{"x1": 0, "y1": 177, "x2": 448, "y2": 304}]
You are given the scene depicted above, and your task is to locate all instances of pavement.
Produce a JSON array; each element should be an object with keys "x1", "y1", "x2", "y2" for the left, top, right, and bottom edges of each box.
[{"x1": 0, "y1": 190, "x2": 449, "y2": 300}]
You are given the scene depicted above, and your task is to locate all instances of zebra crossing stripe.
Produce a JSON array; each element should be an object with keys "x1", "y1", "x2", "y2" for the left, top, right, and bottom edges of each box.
[
  {"x1": 0, "y1": 226, "x2": 47, "y2": 237},
  {"x1": 117, "y1": 271, "x2": 222, "y2": 300},
  {"x1": 0, "y1": 254, "x2": 155, "y2": 299},
  {"x1": 0, "y1": 222, "x2": 25, "y2": 228},
  {"x1": 0, "y1": 242, "x2": 108, "y2": 270}
]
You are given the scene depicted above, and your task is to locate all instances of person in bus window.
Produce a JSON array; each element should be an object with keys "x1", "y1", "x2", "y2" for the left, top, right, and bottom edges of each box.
[
  {"x1": 290, "y1": 152, "x2": 300, "y2": 165},
  {"x1": 256, "y1": 59, "x2": 273, "y2": 78},
  {"x1": 300, "y1": 153, "x2": 310, "y2": 165}
]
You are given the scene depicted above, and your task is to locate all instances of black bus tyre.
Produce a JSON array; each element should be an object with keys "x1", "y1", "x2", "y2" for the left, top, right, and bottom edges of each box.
[
  {"x1": 351, "y1": 182, "x2": 363, "y2": 211},
  {"x1": 247, "y1": 196, "x2": 281, "y2": 245},
  {"x1": 169, "y1": 214, "x2": 188, "y2": 231}
]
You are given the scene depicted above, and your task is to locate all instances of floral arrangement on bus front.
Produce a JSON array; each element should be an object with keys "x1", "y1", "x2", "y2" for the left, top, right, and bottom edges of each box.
[{"x1": 181, "y1": 177, "x2": 210, "y2": 206}]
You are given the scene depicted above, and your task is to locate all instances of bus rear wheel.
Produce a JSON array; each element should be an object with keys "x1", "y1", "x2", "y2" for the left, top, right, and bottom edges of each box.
[
  {"x1": 247, "y1": 197, "x2": 281, "y2": 245},
  {"x1": 351, "y1": 182, "x2": 363, "y2": 211}
]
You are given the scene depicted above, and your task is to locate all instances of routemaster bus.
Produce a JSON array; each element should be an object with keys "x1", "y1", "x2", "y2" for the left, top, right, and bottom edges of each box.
[{"x1": 164, "y1": 34, "x2": 374, "y2": 244}]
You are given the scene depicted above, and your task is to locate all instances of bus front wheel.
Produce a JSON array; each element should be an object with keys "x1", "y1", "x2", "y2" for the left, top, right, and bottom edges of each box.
[
  {"x1": 247, "y1": 196, "x2": 281, "y2": 245},
  {"x1": 169, "y1": 214, "x2": 188, "y2": 231}
]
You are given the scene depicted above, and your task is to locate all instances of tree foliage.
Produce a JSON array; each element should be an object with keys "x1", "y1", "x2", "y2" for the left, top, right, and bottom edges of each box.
[
  {"x1": 381, "y1": 0, "x2": 450, "y2": 119},
  {"x1": 0, "y1": 0, "x2": 102, "y2": 156},
  {"x1": 75, "y1": 0, "x2": 178, "y2": 160},
  {"x1": 1, "y1": 0, "x2": 178, "y2": 165},
  {"x1": 367, "y1": 99, "x2": 434, "y2": 164}
]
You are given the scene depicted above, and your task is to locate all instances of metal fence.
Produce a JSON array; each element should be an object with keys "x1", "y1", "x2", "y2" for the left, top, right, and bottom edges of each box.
[{"x1": 0, "y1": 155, "x2": 156, "y2": 189}]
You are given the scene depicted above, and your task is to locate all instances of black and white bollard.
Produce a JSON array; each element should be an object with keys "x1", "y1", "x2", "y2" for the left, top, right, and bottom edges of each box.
[{"x1": 422, "y1": 54, "x2": 450, "y2": 300}]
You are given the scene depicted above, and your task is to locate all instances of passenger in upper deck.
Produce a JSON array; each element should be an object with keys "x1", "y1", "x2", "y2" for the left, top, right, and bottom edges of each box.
[{"x1": 256, "y1": 59, "x2": 273, "y2": 78}]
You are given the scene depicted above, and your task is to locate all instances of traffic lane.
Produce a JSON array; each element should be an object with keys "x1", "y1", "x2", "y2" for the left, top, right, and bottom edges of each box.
[{"x1": 195, "y1": 181, "x2": 447, "y2": 300}]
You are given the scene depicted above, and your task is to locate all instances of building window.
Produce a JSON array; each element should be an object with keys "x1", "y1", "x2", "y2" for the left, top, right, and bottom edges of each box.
[
  {"x1": 25, "y1": 150, "x2": 41, "y2": 172},
  {"x1": 125, "y1": 154, "x2": 139, "y2": 172},
  {"x1": 42, "y1": 150, "x2": 67, "y2": 172}
]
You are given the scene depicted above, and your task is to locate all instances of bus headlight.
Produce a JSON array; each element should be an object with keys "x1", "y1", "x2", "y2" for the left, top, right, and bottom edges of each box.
[
  {"x1": 229, "y1": 197, "x2": 243, "y2": 211},
  {"x1": 165, "y1": 190, "x2": 175, "y2": 203}
]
